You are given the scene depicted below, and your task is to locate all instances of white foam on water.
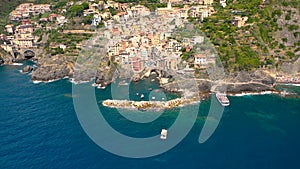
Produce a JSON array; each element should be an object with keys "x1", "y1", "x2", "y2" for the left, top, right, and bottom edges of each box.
[
  {"x1": 9, "y1": 63, "x2": 23, "y2": 66},
  {"x1": 229, "y1": 91, "x2": 276, "y2": 96}
]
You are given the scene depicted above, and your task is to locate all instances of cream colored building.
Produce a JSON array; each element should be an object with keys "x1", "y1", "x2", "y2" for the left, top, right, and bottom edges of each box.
[
  {"x1": 202, "y1": 0, "x2": 214, "y2": 5},
  {"x1": 5, "y1": 25, "x2": 14, "y2": 34},
  {"x1": 232, "y1": 16, "x2": 248, "y2": 27},
  {"x1": 156, "y1": 0, "x2": 174, "y2": 15}
]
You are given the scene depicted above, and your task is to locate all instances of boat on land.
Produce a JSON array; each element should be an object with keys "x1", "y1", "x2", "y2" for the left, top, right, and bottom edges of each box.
[
  {"x1": 160, "y1": 129, "x2": 168, "y2": 140},
  {"x1": 216, "y1": 93, "x2": 230, "y2": 106}
]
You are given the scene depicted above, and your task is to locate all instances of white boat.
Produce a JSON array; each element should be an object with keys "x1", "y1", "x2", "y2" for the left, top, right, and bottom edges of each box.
[
  {"x1": 140, "y1": 94, "x2": 144, "y2": 99},
  {"x1": 119, "y1": 80, "x2": 129, "y2": 86},
  {"x1": 97, "y1": 86, "x2": 106, "y2": 89},
  {"x1": 216, "y1": 93, "x2": 230, "y2": 106},
  {"x1": 118, "y1": 80, "x2": 128, "y2": 86},
  {"x1": 160, "y1": 129, "x2": 167, "y2": 140},
  {"x1": 10, "y1": 63, "x2": 23, "y2": 66}
]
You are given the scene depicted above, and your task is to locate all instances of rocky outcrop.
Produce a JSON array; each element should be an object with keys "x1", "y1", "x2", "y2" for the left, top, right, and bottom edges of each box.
[
  {"x1": 31, "y1": 55, "x2": 73, "y2": 81},
  {"x1": 161, "y1": 70, "x2": 276, "y2": 94},
  {"x1": 29, "y1": 53, "x2": 277, "y2": 94},
  {"x1": 0, "y1": 57, "x2": 4, "y2": 65},
  {"x1": 22, "y1": 65, "x2": 33, "y2": 73},
  {"x1": 224, "y1": 70, "x2": 276, "y2": 93},
  {"x1": 32, "y1": 64, "x2": 71, "y2": 81},
  {"x1": 226, "y1": 83, "x2": 274, "y2": 93},
  {"x1": 0, "y1": 49, "x2": 15, "y2": 64},
  {"x1": 281, "y1": 56, "x2": 300, "y2": 75}
]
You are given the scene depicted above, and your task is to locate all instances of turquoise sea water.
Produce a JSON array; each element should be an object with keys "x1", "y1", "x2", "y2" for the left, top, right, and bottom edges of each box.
[{"x1": 1, "y1": 63, "x2": 300, "y2": 169}]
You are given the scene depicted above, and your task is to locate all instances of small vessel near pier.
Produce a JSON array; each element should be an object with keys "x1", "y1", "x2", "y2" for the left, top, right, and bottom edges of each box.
[{"x1": 216, "y1": 93, "x2": 230, "y2": 106}]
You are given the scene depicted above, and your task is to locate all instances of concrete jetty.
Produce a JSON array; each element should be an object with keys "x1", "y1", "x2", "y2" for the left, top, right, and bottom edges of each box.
[{"x1": 102, "y1": 98, "x2": 200, "y2": 110}]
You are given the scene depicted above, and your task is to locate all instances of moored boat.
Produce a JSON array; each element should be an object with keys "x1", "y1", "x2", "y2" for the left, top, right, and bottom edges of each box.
[{"x1": 216, "y1": 93, "x2": 230, "y2": 106}]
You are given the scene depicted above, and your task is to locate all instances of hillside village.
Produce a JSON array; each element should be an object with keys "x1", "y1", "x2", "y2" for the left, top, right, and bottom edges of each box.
[
  {"x1": 0, "y1": 0, "x2": 299, "y2": 84},
  {"x1": 0, "y1": 0, "x2": 225, "y2": 72}
]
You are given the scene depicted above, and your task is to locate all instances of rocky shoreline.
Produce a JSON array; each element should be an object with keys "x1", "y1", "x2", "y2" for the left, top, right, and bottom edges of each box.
[{"x1": 1, "y1": 55, "x2": 300, "y2": 99}]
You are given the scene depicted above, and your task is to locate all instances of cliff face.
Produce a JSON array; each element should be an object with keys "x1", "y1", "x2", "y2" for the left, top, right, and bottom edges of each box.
[
  {"x1": 159, "y1": 70, "x2": 276, "y2": 94},
  {"x1": 221, "y1": 70, "x2": 276, "y2": 93},
  {"x1": 29, "y1": 53, "x2": 276, "y2": 94},
  {"x1": 31, "y1": 55, "x2": 74, "y2": 81},
  {"x1": 281, "y1": 57, "x2": 300, "y2": 75}
]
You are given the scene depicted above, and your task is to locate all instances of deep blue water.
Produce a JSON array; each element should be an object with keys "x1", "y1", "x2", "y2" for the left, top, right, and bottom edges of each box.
[{"x1": 1, "y1": 63, "x2": 300, "y2": 169}]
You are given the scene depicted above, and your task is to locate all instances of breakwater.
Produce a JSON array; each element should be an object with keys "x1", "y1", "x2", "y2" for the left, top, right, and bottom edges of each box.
[{"x1": 102, "y1": 97, "x2": 200, "y2": 110}]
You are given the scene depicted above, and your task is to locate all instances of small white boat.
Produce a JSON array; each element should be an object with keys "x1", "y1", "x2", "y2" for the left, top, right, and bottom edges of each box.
[
  {"x1": 119, "y1": 80, "x2": 129, "y2": 86},
  {"x1": 140, "y1": 94, "x2": 144, "y2": 99},
  {"x1": 216, "y1": 93, "x2": 230, "y2": 106},
  {"x1": 160, "y1": 129, "x2": 168, "y2": 140},
  {"x1": 97, "y1": 86, "x2": 106, "y2": 89},
  {"x1": 151, "y1": 96, "x2": 155, "y2": 100}
]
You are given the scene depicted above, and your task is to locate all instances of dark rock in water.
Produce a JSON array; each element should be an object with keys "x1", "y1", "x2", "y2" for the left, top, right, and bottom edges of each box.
[
  {"x1": 0, "y1": 57, "x2": 4, "y2": 65},
  {"x1": 22, "y1": 65, "x2": 33, "y2": 73},
  {"x1": 132, "y1": 75, "x2": 140, "y2": 82}
]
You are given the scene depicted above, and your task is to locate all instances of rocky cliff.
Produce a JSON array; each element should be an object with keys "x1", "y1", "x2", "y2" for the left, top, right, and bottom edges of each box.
[{"x1": 31, "y1": 55, "x2": 74, "y2": 81}]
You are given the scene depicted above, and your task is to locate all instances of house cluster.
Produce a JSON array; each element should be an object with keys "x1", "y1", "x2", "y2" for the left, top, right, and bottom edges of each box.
[
  {"x1": 9, "y1": 3, "x2": 51, "y2": 21},
  {"x1": 96, "y1": 7, "x2": 214, "y2": 73},
  {"x1": 1, "y1": 19, "x2": 38, "y2": 54},
  {"x1": 98, "y1": 15, "x2": 183, "y2": 72},
  {"x1": 161, "y1": 0, "x2": 214, "y2": 5},
  {"x1": 79, "y1": 0, "x2": 152, "y2": 26},
  {"x1": 276, "y1": 75, "x2": 300, "y2": 84},
  {"x1": 155, "y1": 0, "x2": 215, "y2": 21},
  {"x1": 231, "y1": 16, "x2": 248, "y2": 27},
  {"x1": 1, "y1": 0, "x2": 217, "y2": 69},
  {"x1": 194, "y1": 51, "x2": 216, "y2": 69},
  {"x1": 78, "y1": 0, "x2": 215, "y2": 27},
  {"x1": 0, "y1": 2, "x2": 71, "y2": 55}
]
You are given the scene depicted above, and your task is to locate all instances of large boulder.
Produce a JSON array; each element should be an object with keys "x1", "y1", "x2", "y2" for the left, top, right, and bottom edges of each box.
[
  {"x1": 22, "y1": 65, "x2": 33, "y2": 73},
  {"x1": 0, "y1": 57, "x2": 4, "y2": 65}
]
